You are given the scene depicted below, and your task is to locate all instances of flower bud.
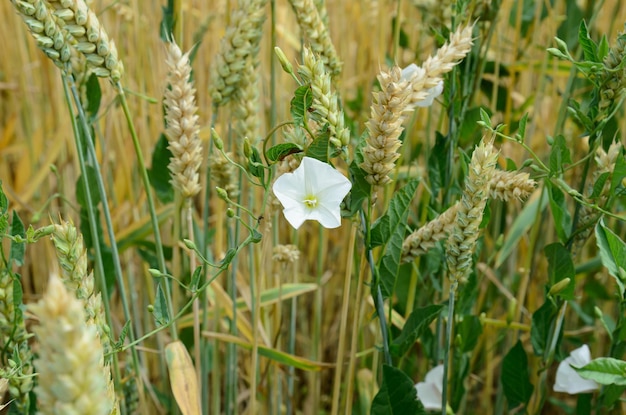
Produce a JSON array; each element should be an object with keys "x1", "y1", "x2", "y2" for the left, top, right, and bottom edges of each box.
[
  {"x1": 549, "y1": 278, "x2": 571, "y2": 296},
  {"x1": 212, "y1": 128, "x2": 224, "y2": 150},
  {"x1": 226, "y1": 208, "x2": 235, "y2": 218},
  {"x1": 274, "y1": 46, "x2": 293, "y2": 75},
  {"x1": 183, "y1": 239, "x2": 196, "y2": 250},
  {"x1": 243, "y1": 137, "x2": 253, "y2": 159},
  {"x1": 216, "y1": 187, "x2": 229, "y2": 200}
]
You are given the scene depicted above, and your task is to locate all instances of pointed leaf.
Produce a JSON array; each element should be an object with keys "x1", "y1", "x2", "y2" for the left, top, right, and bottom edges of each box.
[
  {"x1": 153, "y1": 284, "x2": 170, "y2": 327},
  {"x1": 371, "y1": 365, "x2": 426, "y2": 415},
  {"x1": 610, "y1": 152, "x2": 626, "y2": 194},
  {"x1": 391, "y1": 304, "x2": 443, "y2": 357},
  {"x1": 531, "y1": 300, "x2": 557, "y2": 355},
  {"x1": 549, "y1": 135, "x2": 572, "y2": 175},
  {"x1": 544, "y1": 243, "x2": 575, "y2": 300},
  {"x1": 291, "y1": 85, "x2": 313, "y2": 127},
  {"x1": 496, "y1": 191, "x2": 548, "y2": 267},
  {"x1": 547, "y1": 181, "x2": 572, "y2": 243},
  {"x1": 371, "y1": 180, "x2": 419, "y2": 247},
  {"x1": 375, "y1": 181, "x2": 419, "y2": 297},
  {"x1": 595, "y1": 220, "x2": 626, "y2": 296},
  {"x1": 575, "y1": 357, "x2": 626, "y2": 386},
  {"x1": 148, "y1": 133, "x2": 174, "y2": 204},
  {"x1": 165, "y1": 341, "x2": 202, "y2": 415},
  {"x1": 9, "y1": 211, "x2": 25, "y2": 266},
  {"x1": 501, "y1": 340, "x2": 534, "y2": 408},
  {"x1": 0, "y1": 181, "x2": 8, "y2": 236},
  {"x1": 578, "y1": 20, "x2": 598, "y2": 62},
  {"x1": 266, "y1": 143, "x2": 302, "y2": 163}
]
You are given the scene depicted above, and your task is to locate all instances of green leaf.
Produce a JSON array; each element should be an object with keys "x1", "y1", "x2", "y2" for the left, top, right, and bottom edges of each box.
[
  {"x1": 247, "y1": 145, "x2": 265, "y2": 182},
  {"x1": 153, "y1": 284, "x2": 170, "y2": 327},
  {"x1": 531, "y1": 301, "x2": 557, "y2": 355},
  {"x1": 148, "y1": 133, "x2": 174, "y2": 204},
  {"x1": 84, "y1": 73, "x2": 102, "y2": 121},
  {"x1": 590, "y1": 172, "x2": 609, "y2": 199},
  {"x1": 549, "y1": 135, "x2": 572, "y2": 175},
  {"x1": 575, "y1": 357, "x2": 626, "y2": 386},
  {"x1": 345, "y1": 161, "x2": 371, "y2": 216},
  {"x1": 266, "y1": 143, "x2": 302, "y2": 163},
  {"x1": 516, "y1": 113, "x2": 529, "y2": 141},
  {"x1": 391, "y1": 304, "x2": 443, "y2": 357},
  {"x1": 546, "y1": 181, "x2": 572, "y2": 243},
  {"x1": 76, "y1": 165, "x2": 102, "y2": 208},
  {"x1": 610, "y1": 151, "x2": 626, "y2": 194},
  {"x1": 595, "y1": 220, "x2": 626, "y2": 297},
  {"x1": 597, "y1": 34, "x2": 610, "y2": 60},
  {"x1": 544, "y1": 243, "x2": 575, "y2": 300},
  {"x1": 371, "y1": 180, "x2": 419, "y2": 247},
  {"x1": 374, "y1": 180, "x2": 419, "y2": 298},
  {"x1": 457, "y1": 315, "x2": 483, "y2": 353},
  {"x1": 159, "y1": 0, "x2": 175, "y2": 41},
  {"x1": 371, "y1": 365, "x2": 425, "y2": 415},
  {"x1": 190, "y1": 266, "x2": 203, "y2": 291},
  {"x1": 291, "y1": 85, "x2": 313, "y2": 127},
  {"x1": 501, "y1": 340, "x2": 534, "y2": 408},
  {"x1": 306, "y1": 129, "x2": 334, "y2": 163},
  {"x1": 12, "y1": 278, "x2": 23, "y2": 311},
  {"x1": 496, "y1": 190, "x2": 548, "y2": 267},
  {"x1": 9, "y1": 211, "x2": 25, "y2": 266},
  {"x1": 578, "y1": 20, "x2": 598, "y2": 62}
]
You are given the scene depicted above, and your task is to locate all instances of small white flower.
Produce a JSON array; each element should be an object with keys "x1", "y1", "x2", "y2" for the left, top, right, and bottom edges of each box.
[
  {"x1": 272, "y1": 157, "x2": 352, "y2": 230},
  {"x1": 554, "y1": 344, "x2": 600, "y2": 394},
  {"x1": 401, "y1": 63, "x2": 444, "y2": 108},
  {"x1": 415, "y1": 364, "x2": 444, "y2": 411}
]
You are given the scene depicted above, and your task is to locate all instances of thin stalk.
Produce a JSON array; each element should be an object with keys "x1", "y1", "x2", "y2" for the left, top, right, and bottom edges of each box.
[
  {"x1": 441, "y1": 281, "x2": 458, "y2": 415},
  {"x1": 362, "y1": 204, "x2": 392, "y2": 366},
  {"x1": 115, "y1": 82, "x2": 178, "y2": 340},
  {"x1": 249, "y1": 190, "x2": 259, "y2": 413},
  {"x1": 226, "y1": 222, "x2": 238, "y2": 415},
  {"x1": 343, "y1": 252, "x2": 368, "y2": 412},
  {"x1": 392, "y1": 0, "x2": 402, "y2": 63},
  {"x1": 533, "y1": 302, "x2": 567, "y2": 414},
  {"x1": 61, "y1": 77, "x2": 122, "y2": 394},
  {"x1": 287, "y1": 233, "x2": 299, "y2": 415},
  {"x1": 186, "y1": 201, "x2": 201, "y2": 396},
  {"x1": 311, "y1": 224, "x2": 325, "y2": 414},
  {"x1": 330, "y1": 223, "x2": 357, "y2": 415}
]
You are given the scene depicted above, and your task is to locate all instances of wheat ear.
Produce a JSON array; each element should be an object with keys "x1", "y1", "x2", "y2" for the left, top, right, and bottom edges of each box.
[
  {"x1": 446, "y1": 138, "x2": 498, "y2": 283},
  {"x1": 30, "y1": 274, "x2": 115, "y2": 415},
  {"x1": 164, "y1": 42, "x2": 203, "y2": 199}
]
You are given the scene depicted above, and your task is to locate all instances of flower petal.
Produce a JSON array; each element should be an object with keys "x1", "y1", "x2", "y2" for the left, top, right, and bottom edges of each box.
[
  {"x1": 415, "y1": 381, "x2": 442, "y2": 411},
  {"x1": 424, "y1": 364, "x2": 445, "y2": 394},
  {"x1": 414, "y1": 81, "x2": 444, "y2": 108},
  {"x1": 554, "y1": 345, "x2": 599, "y2": 394},
  {"x1": 281, "y1": 204, "x2": 310, "y2": 230},
  {"x1": 306, "y1": 202, "x2": 342, "y2": 229},
  {"x1": 401, "y1": 64, "x2": 423, "y2": 82}
]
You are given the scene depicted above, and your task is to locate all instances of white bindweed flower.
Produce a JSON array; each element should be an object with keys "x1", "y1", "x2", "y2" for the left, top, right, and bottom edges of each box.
[
  {"x1": 554, "y1": 344, "x2": 600, "y2": 394},
  {"x1": 401, "y1": 63, "x2": 444, "y2": 108},
  {"x1": 415, "y1": 364, "x2": 444, "y2": 412},
  {"x1": 272, "y1": 157, "x2": 352, "y2": 229}
]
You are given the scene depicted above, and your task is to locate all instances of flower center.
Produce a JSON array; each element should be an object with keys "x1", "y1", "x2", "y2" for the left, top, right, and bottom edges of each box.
[{"x1": 303, "y1": 195, "x2": 318, "y2": 209}]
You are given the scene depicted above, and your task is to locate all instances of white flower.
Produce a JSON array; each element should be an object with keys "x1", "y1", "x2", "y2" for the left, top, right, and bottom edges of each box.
[
  {"x1": 401, "y1": 63, "x2": 444, "y2": 108},
  {"x1": 415, "y1": 364, "x2": 444, "y2": 411},
  {"x1": 272, "y1": 157, "x2": 352, "y2": 229},
  {"x1": 554, "y1": 344, "x2": 600, "y2": 394}
]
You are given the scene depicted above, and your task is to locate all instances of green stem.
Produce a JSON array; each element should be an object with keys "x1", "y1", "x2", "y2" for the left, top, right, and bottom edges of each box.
[
  {"x1": 61, "y1": 77, "x2": 123, "y2": 402},
  {"x1": 115, "y1": 82, "x2": 178, "y2": 340},
  {"x1": 441, "y1": 281, "x2": 458, "y2": 415}
]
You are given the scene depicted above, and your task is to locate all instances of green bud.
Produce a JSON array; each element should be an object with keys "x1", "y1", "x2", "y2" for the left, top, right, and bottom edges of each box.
[
  {"x1": 216, "y1": 187, "x2": 229, "y2": 200},
  {"x1": 147, "y1": 304, "x2": 154, "y2": 313},
  {"x1": 274, "y1": 46, "x2": 294, "y2": 74},
  {"x1": 226, "y1": 208, "x2": 235, "y2": 218},
  {"x1": 548, "y1": 278, "x2": 571, "y2": 296},
  {"x1": 148, "y1": 269, "x2": 162, "y2": 278},
  {"x1": 212, "y1": 128, "x2": 224, "y2": 150},
  {"x1": 594, "y1": 306, "x2": 603, "y2": 319},
  {"x1": 183, "y1": 239, "x2": 196, "y2": 250}
]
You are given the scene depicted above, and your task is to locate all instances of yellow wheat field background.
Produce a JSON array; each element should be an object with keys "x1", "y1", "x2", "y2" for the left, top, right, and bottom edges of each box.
[{"x1": 2, "y1": 0, "x2": 626, "y2": 414}]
